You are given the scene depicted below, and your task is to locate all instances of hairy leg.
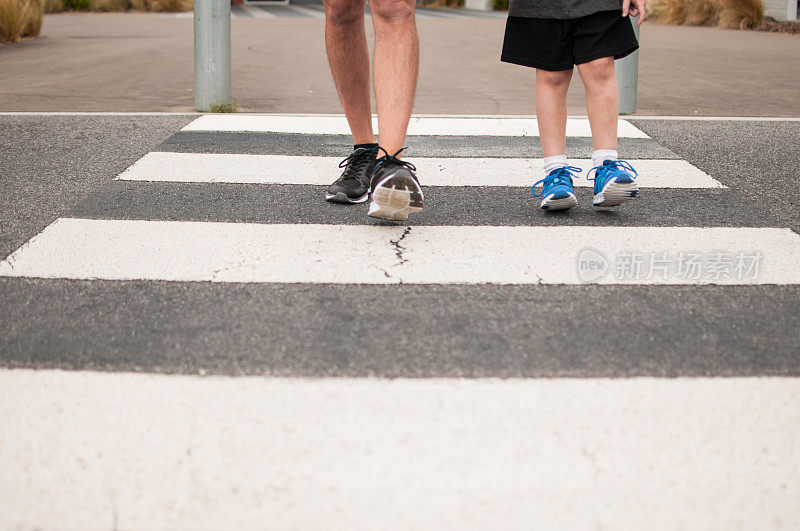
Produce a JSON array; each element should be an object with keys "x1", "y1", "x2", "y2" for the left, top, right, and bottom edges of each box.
[
  {"x1": 324, "y1": 0, "x2": 374, "y2": 144},
  {"x1": 577, "y1": 57, "x2": 619, "y2": 151},
  {"x1": 369, "y1": 0, "x2": 419, "y2": 157},
  {"x1": 535, "y1": 69, "x2": 574, "y2": 158}
]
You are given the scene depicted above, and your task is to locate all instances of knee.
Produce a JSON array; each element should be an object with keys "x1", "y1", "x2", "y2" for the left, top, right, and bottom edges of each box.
[
  {"x1": 371, "y1": 0, "x2": 414, "y2": 23},
  {"x1": 537, "y1": 69, "x2": 573, "y2": 88},
  {"x1": 325, "y1": 0, "x2": 363, "y2": 26},
  {"x1": 580, "y1": 59, "x2": 615, "y2": 84}
]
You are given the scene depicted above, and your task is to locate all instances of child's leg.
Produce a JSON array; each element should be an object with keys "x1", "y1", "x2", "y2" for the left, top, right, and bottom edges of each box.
[
  {"x1": 576, "y1": 57, "x2": 619, "y2": 164},
  {"x1": 578, "y1": 56, "x2": 639, "y2": 207},
  {"x1": 533, "y1": 68, "x2": 580, "y2": 211},
  {"x1": 535, "y1": 68, "x2": 573, "y2": 160}
]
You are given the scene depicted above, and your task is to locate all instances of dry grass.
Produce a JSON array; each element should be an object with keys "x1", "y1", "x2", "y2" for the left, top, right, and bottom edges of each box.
[
  {"x1": 128, "y1": 0, "x2": 191, "y2": 11},
  {"x1": 88, "y1": 0, "x2": 129, "y2": 10},
  {"x1": 45, "y1": 0, "x2": 191, "y2": 12},
  {"x1": 651, "y1": 0, "x2": 764, "y2": 29},
  {"x1": 718, "y1": 0, "x2": 763, "y2": 28},
  {"x1": 41, "y1": 0, "x2": 61, "y2": 12},
  {"x1": 0, "y1": 0, "x2": 43, "y2": 42},
  {"x1": 416, "y1": 0, "x2": 463, "y2": 7}
]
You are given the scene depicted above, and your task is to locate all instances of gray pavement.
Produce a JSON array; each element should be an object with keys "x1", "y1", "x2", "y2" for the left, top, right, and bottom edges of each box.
[
  {"x1": 0, "y1": 115, "x2": 194, "y2": 260},
  {"x1": 1, "y1": 115, "x2": 799, "y2": 376},
  {"x1": 70, "y1": 181, "x2": 777, "y2": 228},
  {"x1": 3, "y1": 279, "x2": 799, "y2": 377},
  {"x1": 1, "y1": 12, "x2": 799, "y2": 116},
  {"x1": 630, "y1": 119, "x2": 800, "y2": 232}
]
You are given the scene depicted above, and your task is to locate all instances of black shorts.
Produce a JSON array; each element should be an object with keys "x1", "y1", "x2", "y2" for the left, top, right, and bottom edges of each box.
[{"x1": 501, "y1": 10, "x2": 639, "y2": 71}]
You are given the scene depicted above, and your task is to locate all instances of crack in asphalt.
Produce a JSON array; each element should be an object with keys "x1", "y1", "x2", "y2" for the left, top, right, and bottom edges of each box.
[
  {"x1": 210, "y1": 255, "x2": 249, "y2": 282},
  {"x1": 389, "y1": 227, "x2": 412, "y2": 267}
]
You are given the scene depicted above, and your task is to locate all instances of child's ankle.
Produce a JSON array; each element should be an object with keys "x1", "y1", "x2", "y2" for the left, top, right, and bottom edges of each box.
[
  {"x1": 544, "y1": 154, "x2": 568, "y2": 174},
  {"x1": 592, "y1": 149, "x2": 618, "y2": 168}
]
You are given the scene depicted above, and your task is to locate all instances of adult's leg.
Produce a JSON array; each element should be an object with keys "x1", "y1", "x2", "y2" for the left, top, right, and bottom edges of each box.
[
  {"x1": 369, "y1": 0, "x2": 419, "y2": 157},
  {"x1": 576, "y1": 57, "x2": 618, "y2": 151},
  {"x1": 324, "y1": 0, "x2": 374, "y2": 144},
  {"x1": 534, "y1": 68, "x2": 574, "y2": 158}
]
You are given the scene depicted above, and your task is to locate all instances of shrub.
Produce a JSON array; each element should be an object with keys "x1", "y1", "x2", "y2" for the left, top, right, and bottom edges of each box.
[
  {"x1": 417, "y1": 0, "x2": 463, "y2": 6},
  {"x1": 718, "y1": 0, "x2": 762, "y2": 28},
  {"x1": 41, "y1": 0, "x2": 63, "y2": 12},
  {"x1": 650, "y1": 0, "x2": 763, "y2": 29},
  {"x1": 48, "y1": 0, "x2": 192, "y2": 12},
  {"x1": 129, "y1": 0, "x2": 192, "y2": 11},
  {"x1": 0, "y1": 0, "x2": 43, "y2": 42},
  {"x1": 62, "y1": 0, "x2": 90, "y2": 9},
  {"x1": 89, "y1": 0, "x2": 130, "y2": 10}
]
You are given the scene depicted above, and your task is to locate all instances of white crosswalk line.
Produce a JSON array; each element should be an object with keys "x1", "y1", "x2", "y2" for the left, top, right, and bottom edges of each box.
[
  {"x1": 1, "y1": 219, "x2": 796, "y2": 285},
  {"x1": 117, "y1": 152, "x2": 725, "y2": 188},
  {"x1": 181, "y1": 115, "x2": 650, "y2": 138},
  {"x1": 239, "y1": 4, "x2": 277, "y2": 17},
  {"x1": 284, "y1": 4, "x2": 324, "y2": 17},
  {"x1": 2, "y1": 369, "x2": 798, "y2": 530}
]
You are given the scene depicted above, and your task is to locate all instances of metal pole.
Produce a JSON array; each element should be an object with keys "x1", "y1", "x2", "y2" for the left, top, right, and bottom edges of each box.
[
  {"x1": 616, "y1": 16, "x2": 640, "y2": 115},
  {"x1": 194, "y1": 0, "x2": 231, "y2": 112}
]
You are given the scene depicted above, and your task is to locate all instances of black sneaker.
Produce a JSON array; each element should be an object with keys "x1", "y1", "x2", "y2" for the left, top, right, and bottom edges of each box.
[
  {"x1": 368, "y1": 148, "x2": 424, "y2": 221},
  {"x1": 325, "y1": 146, "x2": 379, "y2": 204}
]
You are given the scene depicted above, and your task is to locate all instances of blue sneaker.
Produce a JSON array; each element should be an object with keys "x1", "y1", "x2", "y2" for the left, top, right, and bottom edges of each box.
[
  {"x1": 587, "y1": 159, "x2": 640, "y2": 207},
  {"x1": 531, "y1": 165, "x2": 581, "y2": 211}
]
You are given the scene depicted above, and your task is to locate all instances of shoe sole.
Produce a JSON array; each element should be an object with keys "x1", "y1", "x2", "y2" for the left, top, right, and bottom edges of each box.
[
  {"x1": 325, "y1": 191, "x2": 369, "y2": 204},
  {"x1": 593, "y1": 178, "x2": 639, "y2": 207},
  {"x1": 541, "y1": 193, "x2": 578, "y2": 211},
  {"x1": 368, "y1": 171, "x2": 424, "y2": 221}
]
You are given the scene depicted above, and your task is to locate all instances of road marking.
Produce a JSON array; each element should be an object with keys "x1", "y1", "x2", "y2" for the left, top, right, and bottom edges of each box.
[
  {"x1": 284, "y1": 4, "x2": 323, "y2": 17},
  {"x1": 239, "y1": 4, "x2": 277, "y2": 17},
  {"x1": 1, "y1": 219, "x2": 796, "y2": 285},
  {"x1": 116, "y1": 152, "x2": 725, "y2": 188},
  {"x1": 181, "y1": 115, "x2": 650, "y2": 138},
  {"x1": 628, "y1": 116, "x2": 800, "y2": 122},
  {"x1": 2, "y1": 369, "x2": 798, "y2": 530}
]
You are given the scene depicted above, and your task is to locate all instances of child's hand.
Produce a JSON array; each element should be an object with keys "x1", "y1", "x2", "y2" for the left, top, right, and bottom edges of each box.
[{"x1": 622, "y1": 0, "x2": 647, "y2": 25}]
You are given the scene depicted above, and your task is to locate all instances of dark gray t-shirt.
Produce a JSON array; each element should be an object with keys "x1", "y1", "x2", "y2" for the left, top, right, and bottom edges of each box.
[{"x1": 508, "y1": 0, "x2": 622, "y2": 19}]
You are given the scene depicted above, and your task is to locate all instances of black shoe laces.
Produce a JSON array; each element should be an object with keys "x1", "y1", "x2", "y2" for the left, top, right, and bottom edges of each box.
[
  {"x1": 338, "y1": 147, "x2": 378, "y2": 181},
  {"x1": 375, "y1": 147, "x2": 417, "y2": 171}
]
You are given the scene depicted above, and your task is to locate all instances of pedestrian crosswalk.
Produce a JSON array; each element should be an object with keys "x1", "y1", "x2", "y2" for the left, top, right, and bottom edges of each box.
[
  {"x1": 2, "y1": 114, "x2": 799, "y2": 528},
  {"x1": 0, "y1": 114, "x2": 797, "y2": 286},
  {"x1": 115, "y1": 153, "x2": 723, "y2": 187}
]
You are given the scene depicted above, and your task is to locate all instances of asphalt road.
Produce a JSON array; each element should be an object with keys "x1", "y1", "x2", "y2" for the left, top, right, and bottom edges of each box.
[{"x1": 1, "y1": 114, "x2": 799, "y2": 376}]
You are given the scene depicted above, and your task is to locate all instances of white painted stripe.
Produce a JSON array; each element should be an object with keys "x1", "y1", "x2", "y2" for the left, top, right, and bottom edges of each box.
[
  {"x1": 2, "y1": 220, "x2": 797, "y2": 285},
  {"x1": 2, "y1": 369, "x2": 798, "y2": 530},
  {"x1": 285, "y1": 4, "x2": 324, "y2": 17},
  {"x1": 628, "y1": 116, "x2": 800, "y2": 122},
  {"x1": 117, "y1": 152, "x2": 725, "y2": 188},
  {"x1": 181, "y1": 115, "x2": 650, "y2": 138},
  {"x1": 239, "y1": 4, "x2": 277, "y2": 17}
]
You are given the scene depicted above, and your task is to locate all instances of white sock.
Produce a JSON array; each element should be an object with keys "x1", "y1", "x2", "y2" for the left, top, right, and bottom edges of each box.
[
  {"x1": 543, "y1": 155, "x2": 567, "y2": 175},
  {"x1": 592, "y1": 149, "x2": 618, "y2": 168}
]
